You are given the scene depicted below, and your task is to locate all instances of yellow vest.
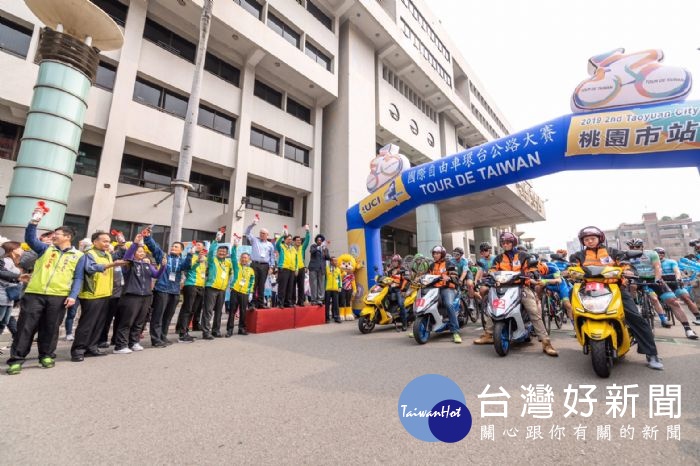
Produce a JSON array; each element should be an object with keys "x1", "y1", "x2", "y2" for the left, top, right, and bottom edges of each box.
[
  {"x1": 25, "y1": 246, "x2": 83, "y2": 297},
  {"x1": 79, "y1": 248, "x2": 114, "y2": 300},
  {"x1": 232, "y1": 265, "x2": 255, "y2": 294},
  {"x1": 207, "y1": 257, "x2": 233, "y2": 291},
  {"x1": 325, "y1": 264, "x2": 342, "y2": 292}
]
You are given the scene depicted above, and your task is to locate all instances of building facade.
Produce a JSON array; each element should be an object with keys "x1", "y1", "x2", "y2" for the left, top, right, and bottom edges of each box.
[
  {"x1": 605, "y1": 212, "x2": 700, "y2": 258},
  {"x1": 0, "y1": 0, "x2": 544, "y2": 255}
]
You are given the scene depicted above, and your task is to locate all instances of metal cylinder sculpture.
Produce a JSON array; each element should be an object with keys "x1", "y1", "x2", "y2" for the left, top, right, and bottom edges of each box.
[{"x1": 0, "y1": 0, "x2": 123, "y2": 233}]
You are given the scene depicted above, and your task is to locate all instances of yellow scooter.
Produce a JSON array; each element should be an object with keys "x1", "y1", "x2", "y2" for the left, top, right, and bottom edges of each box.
[
  {"x1": 568, "y1": 252, "x2": 639, "y2": 378},
  {"x1": 358, "y1": 276, "x2": 418, "y2": 334}
]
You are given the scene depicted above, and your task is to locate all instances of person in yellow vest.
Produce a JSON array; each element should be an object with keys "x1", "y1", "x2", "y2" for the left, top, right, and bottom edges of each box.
[
  {"x1": 6, "y1": 210, "x2": 84, "y2": 375},
  {"x1": 293, "y1": 226, "x2": 310, "y2": 306},
  {"x1": 276, "y1": 229, "x2": 298, "y2": 308},
  {"x1": 227, "y1": 236, "x2": 255, "y2": 336},
  {"x1": 201, "y1": 230, "x2": 233, "y2": 339},
  {"x1": 176, "y1": 241, "x2": 208, "y2": 343},
  {"x1": 71, "y1": 231, "x2": 126, "y2": 362},
  {"x1": 325, "y1": 256, "x2": 342, "y2": 323}
]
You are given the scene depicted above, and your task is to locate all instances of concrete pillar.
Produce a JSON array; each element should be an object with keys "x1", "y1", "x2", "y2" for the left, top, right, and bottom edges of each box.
[
  {"x1": 308, "y1": 105, "x2": 323, "y2": 233},
  {"x1": 86, "y1": 0, "x2": 148, "y2": 233},
  {"x1": 416, "y1": 203, "x2": 442, "y2": 256},
  {"x1": 473, "y1": 226, "x2": 494, "y2": 252}
]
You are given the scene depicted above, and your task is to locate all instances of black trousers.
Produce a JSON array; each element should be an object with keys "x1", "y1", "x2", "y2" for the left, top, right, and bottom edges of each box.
[
  {"x1": 151, "y1": 291, "x2": 179, "y2": 344},
  {"x1": 71, "y1": 297, "x2": 110, "y2": 357},
  {"x1": 325, "y1": 290, "x2": 339, "y2": 320},
  {"x1": 8, "y1": 294, "x2": 66, "y2": 365},
  {"x1": 176, "y1": 285, "x2": 204, "y2": 335},
  {"x1": 99, "y1": 296, "x2": 121, "y2": 345},
  {"x1": 202, "y1": 287, "x2": 226, "y2": 335},
  {"x1": 278, "y1": 268, "x2": 295, "y2": 307},
  {"x1": 339, "y1": 289, "x2": 353, "y2": 308},
  {"x1": 252, "y1": 262, "x2": 269, "y2": 307},
  {"x1": 295, "y1": 267, "x2": 306, "y2": 305},
  {"x1": 621, "y1": 288, "x2": 658, "y2": 356},
  {"x1": 115, "y1": 294, "x2": 151, "y2": 350},
  {"x1": 228, "y1": 290, "x2": 249, "y2": 332}
]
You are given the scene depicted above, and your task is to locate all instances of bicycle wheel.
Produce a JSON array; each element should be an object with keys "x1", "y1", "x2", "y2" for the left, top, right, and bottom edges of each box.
[
  {"x1": 542, "y1": 296, "x2": 552, "y2": 335},
  {"x1": 642, "y1": 294, "x2": 654, "y2": 331},
  {"x1": 553, "y1": 298, "x2": 563, "y2": 329}
]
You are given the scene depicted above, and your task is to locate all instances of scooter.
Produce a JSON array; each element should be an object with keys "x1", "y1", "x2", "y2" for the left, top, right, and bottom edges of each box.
[
  {"x1": 358, "y1": 276, "x2": 418, "y2": 334},
  {"x1": 484, "y1": 270, "x2": 535, "y2": 357},
  {"x1": 568, "y1": 250, "x2": 641, "y2": 378},
  {"x1": 411, "y1": 274, "x2": 467, "y2": 344}
]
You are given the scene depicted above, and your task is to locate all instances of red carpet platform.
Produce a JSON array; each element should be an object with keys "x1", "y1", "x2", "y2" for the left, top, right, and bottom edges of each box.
[{"x1": 246, "y1": 305, "x2": 325, "y2": 333}]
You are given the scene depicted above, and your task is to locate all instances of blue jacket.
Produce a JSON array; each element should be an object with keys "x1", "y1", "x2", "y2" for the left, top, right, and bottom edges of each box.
[{"x1": 144, "y1": 236, "x2": 192, "y2": 295}]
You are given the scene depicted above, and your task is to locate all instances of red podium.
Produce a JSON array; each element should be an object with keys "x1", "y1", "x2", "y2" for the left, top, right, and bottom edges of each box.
[
  {"x1": 246, "y1": 305, "x2": 325, "y2": 333},
  {"x1": 294, "y1": 304, "x2": 326, "y2": 328}
]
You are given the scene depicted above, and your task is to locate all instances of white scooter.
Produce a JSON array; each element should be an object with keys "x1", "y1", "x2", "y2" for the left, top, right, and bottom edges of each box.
[
  {"x1": 411, "y1": 274, "x2": 466, "y2": 344},
  {"x1": 484, "y1": 270, "x2": 535, "y2": 356}
]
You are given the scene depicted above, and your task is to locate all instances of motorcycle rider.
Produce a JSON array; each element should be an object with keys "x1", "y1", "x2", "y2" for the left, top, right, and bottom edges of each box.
[
  {"x1": 570, "y1": 227, "x2": 663, "y2": 370},
  {"x1": 656, "y1": 247, "x2": 700, "y2": 334},
  {"x1": 428, "y1": 245, "x2": 462, "y2": 344},
  {"x1": 625, "y1": 238, "x2": 672, "y2": 328},
  {"x1": 453, "y1": 247, "x2": 475, "y2": 309},
  {"x1": 386, "y1": 255, "x2": 410, "y2": 331},
  {"x1": 475, "y1": 232, "x2": 558, "y2": 357}
]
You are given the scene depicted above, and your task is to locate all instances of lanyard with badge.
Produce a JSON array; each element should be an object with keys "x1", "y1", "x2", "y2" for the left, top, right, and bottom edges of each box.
[{"x1": 168, "y1": 256, "x2": 180, "y2": 282}]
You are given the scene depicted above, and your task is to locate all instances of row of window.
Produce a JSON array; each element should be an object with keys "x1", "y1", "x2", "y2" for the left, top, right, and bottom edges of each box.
[
  {"x1": 133, "y1": 77, "x2": 237, "y2": 137},
  {"x1": 234, "y1": 0, "x2": 264, "y2": 20},
  {"x1": 250, "y1": 127, "x2": 310, "y2": 166},
  {"x1": 399, "y1": 18, "x2": 452, "y2": 88},
  {"x1": 92, "y1": 0, "x2": 128, "y2": 27},
  {"x1": 382, "y1": 65, "x2": 438, "y2": 123},
  {"x1": 469, "y1": 82, "x2": 508, "y2": 135},
  {"x1": 254, "y1": 80, "x2": 311, "y2": 123},
  {"x1": 471, "y1": 104, "x2": 499, "y2": 139},
  {"x1": 400, "y1": 0, "x2": 450, "y2": 63},
  {"x1": 265, "y1": 9, "x2": 332, "y2": 71},
  {"x1": 0, "y1": 15, "x2": 32, "y2": 58},
  {"x1": 245, "y1": 187, "x2": 294, "y2": 217}
]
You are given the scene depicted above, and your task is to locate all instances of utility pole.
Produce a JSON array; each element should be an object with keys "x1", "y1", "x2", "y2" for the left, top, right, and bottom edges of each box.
[{"x1": 170, "y1": 0, "x2": 214, "y2": 241}]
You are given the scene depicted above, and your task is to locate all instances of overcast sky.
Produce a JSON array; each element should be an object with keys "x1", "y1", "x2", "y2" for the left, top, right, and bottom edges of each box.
[{"x1": 424, "y1": 0, "x2": 700, "y2": 249}]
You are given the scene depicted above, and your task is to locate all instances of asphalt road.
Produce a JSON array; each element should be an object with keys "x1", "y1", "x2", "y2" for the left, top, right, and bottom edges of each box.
[{"x1": 1, "y1": 314, "x2": 699, "y2": 465}]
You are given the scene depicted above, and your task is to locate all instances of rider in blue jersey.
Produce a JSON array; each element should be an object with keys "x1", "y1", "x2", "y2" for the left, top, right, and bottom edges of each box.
[
  {"x1": 656, "y1": 247, "x2": 700, "y2": 330},
  {"x1": 536, "y1": 257, "x2": 574, "y2": 321},
  {"x1": 625, "y1": 238, "x2": 673, "y2": 328}
]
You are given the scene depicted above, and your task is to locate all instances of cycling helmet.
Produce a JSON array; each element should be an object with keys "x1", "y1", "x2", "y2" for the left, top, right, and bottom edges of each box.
[
  {"x1": 653, "y1": 247, "x2": 665, "y2": 255},
  {"x1": 479, "y1": 242, "x2": 492, "y2": 252},
  {"x1": 578, "y1": 226, "x2": 606, "y2": 245},
  {"x1": 452, "y1": 247, "x2": 464, "y2": 255},
  {"x1": 411, "y1": 254, "x2": 430, "y2": 274},
  {"x1": 390, "y1": 254, "x2": 402, "y2": 263},
  {"x1": 516, "y1": 245, "x2": 528, "y2": 252},
  {"x1": 499, "y1": 232, "x2": 518, "y2": 246},
  {"x1": 431, "y1": 245, "x2": 446, "y2": 258},
  {"x1": 625, "y1": 237, "x2": 644, "y2": 248}
]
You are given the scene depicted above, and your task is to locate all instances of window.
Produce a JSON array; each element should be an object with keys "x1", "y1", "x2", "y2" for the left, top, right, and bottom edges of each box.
[
  {"x1": 286, "y1": 98, "x2": 310, "y2": 123},
  {"x1": 91, "y1": 0, "x2": 128, "y2": 27},
  {"x1": 284, "y1": 141, "x2": 309, "y2": 166},
  {"x1": 181, "y1": 228, "x2": 217, "y2": 242},
  {"x1": 307, "y1": 1, "x2": 332, "y2": 31},
  {"x1": 198, "y1": 104, "x2": 236, "y2": 137},
  {"x1": 142, "y1": 159, "x2": 174, "y2": 189},
  {"x1": 133, "y1": 77, "x2": 189, "y2": 119},
  {"x1": 267, "y1": 13, "x2": 300, "y2": 48},
  {"x1": 250, "y1": 127, "x2": 279, "y2": 154},
  {"x1": 204, "y1": 52, "x2": 240, "y2": 86},
  {"x1": 113, "y1": 221, "x2": 172, "y2": 248},
  {"x1": 0, "y1": 121, "x2": 23, "y2": 161},
  {"x1": 143, "y1": 18, "x2": 196, "y2": 63},
  {"x1": 64, "y1": 214, "x2": 89, "y2": 247},
  {"x1": 75, "y1": 143, "x2": 101, "y2": 177},
  {"x1": 189, "y1": 172, "x2": 229, "y2": 203},
  {"x1": 305, "y1": 42, "x2": 331, "y2": 71},
  {"x1": 0, "y1": 16, "x2": 33, "y2": 58},
  {"x1": 233, "y1": 0, "x2": 263, "y2": 20},
  {"x1": 246, "y1": 187, "x2": 294, "y2": 217},
  {"x1": 254, "y1": 80, "x2": 282, "y2": 108},
  {"x1": 94, "y1": 61, "x2": 117, "y2": 91}
]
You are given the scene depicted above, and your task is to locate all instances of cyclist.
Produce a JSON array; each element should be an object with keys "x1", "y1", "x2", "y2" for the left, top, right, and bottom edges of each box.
[
  {"x1": 656, "y1": 247, "x2": 700, "y2": 334},
  {"x1": 625, "y1": 238, "x2": 672, "y2": 328},
  {"x1": 571, "y1": 227, "x2": 663, "y2": 370},
  {"x1": 386, "y1": 255, "x2": 409, "y2": 331},
  {"x1": 427, "y1": 245, "x2": 462, "y2": 344},
  {"x1": 474, "y1": 242, "x2": 495, "y2": 284},
  {"x1": 475, "y1": 232, "x2": 558, "y2": 356},
  {"x1": 452, "y1": 247, "x2": 475, "y2": 309},
  {"x1": 537, "y1": 257, "x2": 574, "y2": 321}
]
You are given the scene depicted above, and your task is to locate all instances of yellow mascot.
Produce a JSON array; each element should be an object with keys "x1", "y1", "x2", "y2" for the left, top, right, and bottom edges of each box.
[{"x1": 337, "y1": 253, "x2": 359, "y2": 321}]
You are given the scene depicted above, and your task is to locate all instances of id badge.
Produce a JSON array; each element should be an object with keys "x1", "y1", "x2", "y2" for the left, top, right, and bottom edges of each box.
[
  {"x1": 169, "y1": 272, "x2": 176, "y2": 282},
  {"x1": 221, "y1": 271, "x2": 228, "y2": 281}
]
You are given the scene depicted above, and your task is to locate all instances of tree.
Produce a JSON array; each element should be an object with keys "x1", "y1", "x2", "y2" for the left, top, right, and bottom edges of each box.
[
  {"x1": 661, "y1": 216, "x2": 672, "y2": 221},
  {"x1": 676, "y1": 213, "x2": 689, "y2": 219},
  {"x1": 170, "y1": 0, "x2": 214, "y2": 241}
]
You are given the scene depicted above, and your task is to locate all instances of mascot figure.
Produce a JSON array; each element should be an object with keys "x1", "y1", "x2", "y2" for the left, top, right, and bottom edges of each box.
[{"x1": 337, "y1": 253, "x2": 358, "y2": 321}]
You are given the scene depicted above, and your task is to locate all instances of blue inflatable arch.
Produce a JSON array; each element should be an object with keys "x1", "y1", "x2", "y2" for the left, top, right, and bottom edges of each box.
[{"x1": 346, "y1": 100, "x2": 700, "y2": 307}]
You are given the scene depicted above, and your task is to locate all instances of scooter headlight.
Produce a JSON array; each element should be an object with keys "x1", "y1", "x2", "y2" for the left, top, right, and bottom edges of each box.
[
  {"x1": 579, "y1": 292, "x2": 613, "y2": 314},
  {"x1": 601, "y1": 269, "x2": 621, "y2": 279}
]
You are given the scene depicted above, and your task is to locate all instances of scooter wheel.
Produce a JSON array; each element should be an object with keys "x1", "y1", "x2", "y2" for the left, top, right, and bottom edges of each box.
[
  {"x1": 412, "y1": 315, "x2": 431, "y2": 344},
  {"x1": 358, "y1": 315, "x2": 376, "y2": 334},
  {"x1": 493, "y1": 321, "x2": 511, "y2": 357}
]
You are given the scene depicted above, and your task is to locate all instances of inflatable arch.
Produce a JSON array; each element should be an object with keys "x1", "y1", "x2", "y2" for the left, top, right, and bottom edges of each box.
[{"x1": 346, "y1": 49, "x2": 700, "y2": 310}]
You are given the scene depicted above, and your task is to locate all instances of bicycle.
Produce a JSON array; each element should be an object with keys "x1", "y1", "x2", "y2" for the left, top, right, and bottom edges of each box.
[
  {"x1": 541, "y1": 288, "x2": 564, "y2": 335},
  {"x1": 633, "y1": 283, "x2": 656, "y2": 332}
]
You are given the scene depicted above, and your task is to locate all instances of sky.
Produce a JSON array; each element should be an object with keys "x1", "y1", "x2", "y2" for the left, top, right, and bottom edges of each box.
[{"x1": 424, "y1": 0, "x2": 700, "y2": 249}]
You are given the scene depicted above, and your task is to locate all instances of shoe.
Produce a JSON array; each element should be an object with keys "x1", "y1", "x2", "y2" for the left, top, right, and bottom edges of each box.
[
  {"x1": 693, "y1": 317, "x2": 700, "y2": 326},
  {"x1": 178, "y1": 334, "x2": 194, "y2": 343},
  {"x1": 453, "y1": 333, "x2": 462, "y2": 344},
  {"x1": 39, "y1": 357, "x2": 55, "y2": 368},
  {"x1": 408, "y1": 332, "x2": 414, "y2": 338},
  {"x1": 325, "y1": 319, "x2": 330, "y2": 324},
  {"x1": 152, "y1": 341, "x2": 168, "y2": 348},
  {"x1": 97, "y1": 341, "x2": 109, "y2": 349},
  {"x1": 192, "y1": 325, "x2": 202, "y2": 331},
  {"x1": 66, "y1": 334, "x2": 74, "y2": 341},
  {"x1": 225, "y1": 331, "x2": 233, "y2": 338},
  {"x1": 71, "y1": 355, "x2": 84, "y2": 362},
  {"x1": 473, "y1": 333, "x2": 494, "y2": 345},
  {"x1": 113, "y1": 347, "x2": 132, "y2": 354},
  {"x1": 334, "y1": 318, "x2": 342, "y2": 323},
  {"x1": 85, "y1": 350, "x2": 107, "y2": 357},
  {"x1": 6, "y1": 363, "x2": 21, "y2": 375},
  {"x1": 646, "y1": 355, "x2": 664, "y2": 370},
  {"x1": 401, "y1": 324, "x2": 407, "y2": 331},
  {"x1": 542, "y1": 340, "x2": 559, "y2": 357},
  {"x1": 162, "y1": 338, "x2": 173, "y2": 346},
  {"x1": 659, "y1": 316, "x2": 672, "y2": 328},
  {"x1": 131, "y1": 343, "x2": 144, "y2": 352},
  {"x1": 202, "y1": 334, "x2": 214, "y2": 341},
  {"x1": 212, "y1": 333, "x2": 223, "y2": 338},
  {"x1": 685, "y1": 329, "x2": 699, "y2": 340},
  {"x1": 238, "y1": 328, "x2": 248, "y2": 335}
]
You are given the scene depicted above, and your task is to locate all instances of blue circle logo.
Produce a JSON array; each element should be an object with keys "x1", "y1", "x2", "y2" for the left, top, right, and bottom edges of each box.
[{"x1": 398, "y1": 374, "x2": 472, "y2": 442}]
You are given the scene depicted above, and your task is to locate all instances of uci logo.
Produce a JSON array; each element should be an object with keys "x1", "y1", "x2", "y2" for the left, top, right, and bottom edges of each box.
[{"x1": 360, "y1": 195, "x2": 381, "y2": 214}]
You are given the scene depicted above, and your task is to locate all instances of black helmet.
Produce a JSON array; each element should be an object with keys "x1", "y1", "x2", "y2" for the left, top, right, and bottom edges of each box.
[
  {"x1": 625, "y1": 237, "x2": 644, "y2": 249},
  {"x1": 452, "y1": 247, "x2": 464, "y2": 255},
  {"x1": 653, "y1": 247, "x2": 665, "y2": 255},
  {"x1": 578, "y1": 226, "x2": 606, "y2": 245},
  {"x1": 431, "y1": 245, "x2": 446, "y2": 259},
  {"x1": 479, "y1": 242, "x2": 492, "y2": 252}
]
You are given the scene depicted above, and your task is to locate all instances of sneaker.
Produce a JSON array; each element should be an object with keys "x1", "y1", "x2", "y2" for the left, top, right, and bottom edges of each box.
[
  {"x1": 693, "y1": 317, "x2": 700, "y2": 326},
  {"x1": 66, "y1": 334, "x2": 74, "y2": 341},
  {"x1": 685, "y1": 329, "x2": 699, "y2": 340},
  {"x1": 408, "y1": 332, "x2": 414, "y2": 338},
  {"x1": 238, "y1": 328, "x2": 248, "y2": 335},
  {"x1": 39, "y1": 357, "x2": 55, "y2": 368},
  {"x1": 97, "y1": 341, "x2": 109, "y2": 349},
  {"x1": 152, "y1": 342, "x2": 167, "y2": 348},
  {"x1": 202, "y1": 334, "x2": 214, "y2": 341},
  {"x1": 130, "y1": 343, "x2": 144, "y2": 352},
  {"x1": 473, "y1": 333, "x2": 494, "y2": 345},
  {"x1": 659, "y1": 316, "x2": 672, "y2": 328},
  {"x1": 6, "y1": 363, "x2": 21, "y2": 375},
  {"x1": 453, "y1": 333, "x2": 462, "y2": 344},
  {"x1": 113, "y1": 347, "x2": 132, "y2": 354},
  {"x1": 646, "y1": 354, "x2": 664, "y2": 370},
  {"x1": 178, "y1": 334, "x2": 194, "y2": 343}
]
